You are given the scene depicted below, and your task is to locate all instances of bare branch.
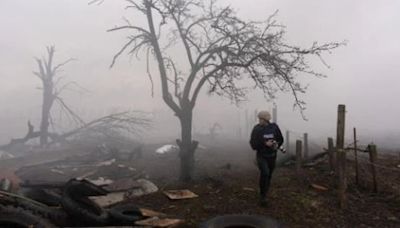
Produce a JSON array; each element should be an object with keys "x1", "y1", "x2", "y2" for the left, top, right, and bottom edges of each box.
[
  {"x1": 146, "y1": 47, "x2": 155, "y2": 97},
  {"x1": 53, "y1": 58, "x2": 76, "y2": 74},
  {"x1": 54, "y1": 96, "x2": 86, "y2": 126}
]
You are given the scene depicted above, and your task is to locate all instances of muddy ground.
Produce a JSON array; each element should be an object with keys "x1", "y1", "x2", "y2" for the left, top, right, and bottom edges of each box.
[
  {"x1": 1, "y1": 138, "x2": 400, "y2": 227},
  {"x1": 128, "y1": 140, "x2": 400, "y2": 227}
]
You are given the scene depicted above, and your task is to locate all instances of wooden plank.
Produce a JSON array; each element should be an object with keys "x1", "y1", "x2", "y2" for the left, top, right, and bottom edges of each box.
[{"x1": 163, "y1": 189, "x2": 198, "y2": 200}]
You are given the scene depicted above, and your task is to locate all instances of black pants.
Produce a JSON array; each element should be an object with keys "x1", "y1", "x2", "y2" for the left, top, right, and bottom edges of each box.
[{"x1": 256, "y1": 155, "x2": 276, "y2": 197}]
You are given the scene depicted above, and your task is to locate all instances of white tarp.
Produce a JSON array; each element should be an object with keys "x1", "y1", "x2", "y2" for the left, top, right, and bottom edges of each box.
[{"x1": 155, "y1": 144, "x2": 179, "y2": 154}]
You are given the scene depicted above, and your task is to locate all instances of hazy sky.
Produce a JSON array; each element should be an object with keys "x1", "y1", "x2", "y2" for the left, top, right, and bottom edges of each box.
[{"x1": 1, "y1": 0, "x2": 399, "y2": 146}]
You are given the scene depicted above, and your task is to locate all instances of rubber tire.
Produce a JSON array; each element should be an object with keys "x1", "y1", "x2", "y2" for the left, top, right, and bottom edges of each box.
[
  {"x1": 61, "y1": 194, "x2": 109, "y2": 226},
  {"x1": 108, "y1": 204, "x2": 144, "y2": 225},
  {"x1": 200, "y1": 215, "x2": 282, "y2": 228},
  {"x1": 0, "y1": 206, "x2": 55, "y2": 228},
  {"x1": 64, "y1": 179, "x2": 108, "y2": 196},
  {"x1": 19, "y1": 188, "x2": 62, "y2": 206}
]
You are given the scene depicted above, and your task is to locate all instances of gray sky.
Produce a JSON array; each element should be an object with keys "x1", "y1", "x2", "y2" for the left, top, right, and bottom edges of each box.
[{"x1": 1, "y1": 0, "x2": 399, "y2": 146}]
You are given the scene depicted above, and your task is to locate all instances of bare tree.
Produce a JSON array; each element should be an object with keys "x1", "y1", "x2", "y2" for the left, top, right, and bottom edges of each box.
[
  {"x1": 105, "y1": 0, "x2": 344, "y2": 181},
  {"x1": 33, "y1": 46, "x2": 81, "y2": 146}
]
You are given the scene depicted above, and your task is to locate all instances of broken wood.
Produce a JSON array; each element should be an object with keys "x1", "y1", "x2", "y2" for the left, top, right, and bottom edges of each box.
[
  {"x1": 163, "y1": 189, "x2": 198, "y2": 200},
  {"x1": 135, "y1": 217, "x2": 184, "y2": 227},
  {"x1": 139, "y1": 208, "x2": 166, "y2": 218},
  {"x1": 0, "y1": 112, "x2": 150, "y2": 151},
  {"x1": 311, "y1": 183, "x2": 329, "y2": 191},
  {"x1": 90, "y1": 192, "x2": 125, "y2": 207}
]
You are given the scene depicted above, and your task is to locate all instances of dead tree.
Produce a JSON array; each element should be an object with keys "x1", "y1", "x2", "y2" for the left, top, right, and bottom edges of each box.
[
  {"x1": 33, "y1": 46, "x2": 80, "y2": 146},
  {"x1": 105, "y1": 0, "x2": 344, "y2": 181}
]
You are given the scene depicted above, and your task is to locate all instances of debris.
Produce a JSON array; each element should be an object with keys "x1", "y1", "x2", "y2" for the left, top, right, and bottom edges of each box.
[
  {"x1": 90, "y1": 192, "x2": 125, "y2": 207},
  {"x1": 0, "y1": 170, "x2": 21, "y2": 191},
  {"x1": 96, "y1": 158, "x2": 116, "y2": 166},
  {"x1": 387, "y1": 216, "x2": 398, "y2": 221},
  {"x1": 77, "y1": 170, "x2": 97, "y2": 179},
  {"x1": 0, "y1": 150, "x2": 14, "y2": 160},
  {"x1": 128, "y1": 179, "x2": 158, "y2": 197},
  {"x1": 397, "y1": 164, "x2": 400, "y2": 168},
  {"x1": 50, "y1": 169, "x2": 64, "y2": 175},
  {"x1": 243, "y1": 187, "x2": 255, "y2": 192},
  {"x1": 139, "y1": 208, "x2": 166, "y2": 217},
  {"x1": 0, "y1": 178, "x2": 12, "y2": 191},
  {"x1": 135, "y1": 217, "x2": 184, "y2": 227},
  {"x1": 311, "y1": 183, "x2": 329, "y2": 191},
  {"x1": 310, "y1": 200, "x2": 321, "y2": 209},
  {"x1": 87, "y1": 177, "x2": 114, "y2": 186},
  {"x1": 156, "y1": 144, "x2": 178, "y2": 154},
  {"x1": 163, "y1": 189, "x2": 198, "y2": 200}
]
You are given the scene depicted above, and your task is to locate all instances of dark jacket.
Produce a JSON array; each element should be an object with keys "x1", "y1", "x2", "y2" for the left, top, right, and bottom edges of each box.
[{"x1": 250, "y1": 123, "x2": 284, "y2": 157}]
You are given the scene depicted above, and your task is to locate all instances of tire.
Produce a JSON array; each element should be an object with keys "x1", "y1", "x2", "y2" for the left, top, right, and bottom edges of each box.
[
  {"x1": 61, "y1": 178, "x2": 110, "y2": 225},
  {"x1": 19, "y1": 188, "x2": 62, "y2": 206},
  {"x1": 64, "y1": 179, "x2": 108, "y2": 196},
  {"x1": 108, "y1": 204, "x2": 144, "y2": 225},
  {"x1": 200, "y1": 215, "x2": 283, "y2": 228},
  {"x1": 61, "y1": 194, "x2": 109, "y2": 226},
  {"x1": 0, "y1": 205, "x2": 55, "y2": 228}
]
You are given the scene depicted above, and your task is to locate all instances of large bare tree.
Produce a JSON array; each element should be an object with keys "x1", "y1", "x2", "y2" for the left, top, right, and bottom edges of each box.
[
  {"x1": 33, "y1": 46, "x2": 81, "y2": 146},
  {"x1": 105, "y1": 0, "x2": 343, "y2": 181}
]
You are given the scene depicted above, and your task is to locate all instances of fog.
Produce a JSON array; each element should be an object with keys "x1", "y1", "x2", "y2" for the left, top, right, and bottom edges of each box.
[{"x1": 1, "y1": 0, "x2": 399, "y2": 148}]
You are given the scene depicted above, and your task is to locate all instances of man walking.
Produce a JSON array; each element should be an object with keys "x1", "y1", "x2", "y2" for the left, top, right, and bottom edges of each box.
[{"x1": 249, "y1": 110, "x2": 284, "y2": 206}]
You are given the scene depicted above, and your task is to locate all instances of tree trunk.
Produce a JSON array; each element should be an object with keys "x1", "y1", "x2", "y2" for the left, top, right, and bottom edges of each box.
[
  {"x1": 39, "y1": 83, "x2": 54, "y2": 146},
  {"x1": 177, "y1": 109, "x2": 198, "y2": 182}
]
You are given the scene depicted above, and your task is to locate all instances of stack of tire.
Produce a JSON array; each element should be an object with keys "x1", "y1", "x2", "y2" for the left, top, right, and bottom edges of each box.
[
  {"x1": 0, "y1": 179, "x2": 145, "y2": 227},
  {"x1": 61, "y1": 179, "x2": 145, "y2": 226}
]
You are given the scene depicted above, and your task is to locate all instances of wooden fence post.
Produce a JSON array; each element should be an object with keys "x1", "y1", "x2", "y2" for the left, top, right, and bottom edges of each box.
[
  {"x1": 296, "y1": 140, "x2": 302, "y2": 174},
  {"x1": 353, "y1": 128, "x2": 359, "y2": 185},
  {"x1": 337, "y1": 149, "x2": 347, "y2": 209},
  {"x1": 328, "y1": 137, "x2": 335, "y2": 172},
  {"x1": 336, "y1": 105, "x2": 346, "y2": 150},
  {"x1": 304, "y1": 133, "x2": 309, "y2": 159},
  {"x1": 286, "y1": 130, "x2": 290, "y2": 154},
  {"x1": 368, "y1": 144, "x2": 378, "y2": 193},
  {"x1": 336, "y1": 104, "x2": 346, "y2": 209},
  {"x1": 272, "y1": 104, "x2": 277, "y2": 123}
]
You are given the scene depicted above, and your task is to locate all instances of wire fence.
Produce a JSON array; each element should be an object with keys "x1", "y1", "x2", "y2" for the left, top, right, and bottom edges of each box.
[{"x1": 338, "y1": 142, "x2": 400, "y2": 197}]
